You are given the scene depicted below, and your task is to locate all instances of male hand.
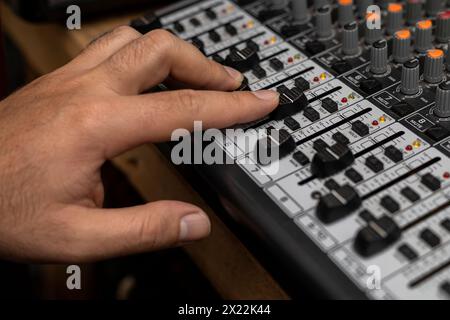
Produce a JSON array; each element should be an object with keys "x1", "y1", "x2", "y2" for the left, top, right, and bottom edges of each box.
[{"x1": 0, "y1": 27, "x2": 279, "y2": 263}]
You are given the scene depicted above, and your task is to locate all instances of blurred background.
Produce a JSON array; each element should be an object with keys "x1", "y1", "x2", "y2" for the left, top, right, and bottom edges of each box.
[{"x1": 0, "y1": 0, "x2": 220, "y2": 300}]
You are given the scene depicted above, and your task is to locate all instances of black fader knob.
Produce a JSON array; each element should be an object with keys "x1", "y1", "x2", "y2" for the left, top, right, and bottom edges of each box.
[
  {"x1": 225, "y1": 47, "x2": 260, "y2": 72},
  {"x1": 316, "y1": 184, "x2": 362, "y2": 224},
  {"x1": 354, "y1": 215, "x2": 402, "y2": 257},
  {"x1": 310, "y1": 142, "x2": 355, "y2": 178},
  {"x1": 255, "y1": 128, "x2": 297, "y2": 164},
  {"x1": 271, "y1": 87, "x2": 309, "y2": 120}
]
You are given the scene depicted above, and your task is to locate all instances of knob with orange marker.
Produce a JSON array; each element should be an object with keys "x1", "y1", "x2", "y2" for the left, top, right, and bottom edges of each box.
[
  {"x1": 393, "y1": 29, "x2": 412, "y2": 63},
  {"x1": 424, "y1": 49, "x2": 444, "y2": 84},
  {"x1": 386, "y1": 3, "x2": 404, "y2": 35},
  {"x1": 338, "y1": 0, "x2": 354, "y2": 27},
  {"x1": 415, "y1": 20, "x2": 433, "y2": 53}
]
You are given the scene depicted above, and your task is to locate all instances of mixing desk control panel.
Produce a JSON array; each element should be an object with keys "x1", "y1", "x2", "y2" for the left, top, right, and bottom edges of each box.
[{"x1": 131, "y1": 0, "x2": 450, "y2": 299}]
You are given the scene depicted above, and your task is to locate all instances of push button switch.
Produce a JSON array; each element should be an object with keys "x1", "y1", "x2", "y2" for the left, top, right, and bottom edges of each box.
[
  {"x1": 351, "y1": 120, "x2": 369, "y2": 137},
  {"x1": 293, "y1": 150, "x2": 310, "y2": 165},
  {"x1": 421, "y1": 173, "x2": 441, "y2": 191},
  {"x1": 366, "y1": 155, "x2": 384, "y2": 173},
  {"x1": 419, "y1": 228, "x2": 441, "y2": 248},
  {"x1": 380, "y1": 195, "x2": 400, "y2": 213},
  {"x1": 345, "y1": 168, "x2": 363, "y2": 183},
  {"x1": 398, "y1": 244, "x2": 418, "y2": 261},
  {"x1": 384, "y1": 145, "x2": 403, "y2": 163},
  {"x1": 401, "y1": 187, "x2": 420, "y2": 203},
  {"x1": 322, "y1": 97, "x2": 338, "y2": 113}
]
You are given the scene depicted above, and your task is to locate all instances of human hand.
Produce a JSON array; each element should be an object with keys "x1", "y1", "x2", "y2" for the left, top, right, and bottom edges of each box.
[{"x1": 0, "y1": 27, "x2": 279, "y2": 263}]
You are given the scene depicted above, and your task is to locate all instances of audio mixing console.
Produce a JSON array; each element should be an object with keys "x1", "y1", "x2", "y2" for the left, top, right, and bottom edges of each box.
[{"x1": 130, "y1": 0, "x2": 450, "y2": 299}]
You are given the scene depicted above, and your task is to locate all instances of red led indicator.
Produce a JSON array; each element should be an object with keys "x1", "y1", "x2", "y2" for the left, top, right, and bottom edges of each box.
[
  {"x1": 341, "y1": 97, "x2": 348, "y2": 103},
  {"x1": 287, "y1": 57, "x2": 294, "y2": 63},
  {"x1": 444, "y1": 172, "x2": 450, "y2": 179},
  {"x1": 372, "y1": 120, "x2": 379, "y2": 126},
  {"x1": 313, "y1": 77, "x2": 319, "y2": 82},
  {"x1": 406, "y1": 145, "x2": 413, "y2": 151}
]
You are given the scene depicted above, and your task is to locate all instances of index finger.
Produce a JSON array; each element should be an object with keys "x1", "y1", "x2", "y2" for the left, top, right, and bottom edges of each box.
[{"x1": 92, "y1": 29, "x2": 244, "y2": 94}]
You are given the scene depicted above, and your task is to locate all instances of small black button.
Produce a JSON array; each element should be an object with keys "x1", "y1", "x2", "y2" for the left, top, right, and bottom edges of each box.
[
  {"x1": 269, "y1": 57, "x2": 284, "y2": 71},
  {"x1": 293, "y1": 150, "x2": 310, "y2": 165},
  {"x1": 256, "y1": 129, "x2": 296, "y2": 164},
  {"x1": 294, "y1": 77, "x2": 310, "y2": 91},
  {"x1": 380, "y1": 195, "x2": 400, "y2": 213},
  {"x1": 322, "y1": 97, "x2": 338, "y2": 113},
  {"x1": 325, "y1": 179, "x2": 340, "y2": 190},
  {"x1": 419, "y1": 228, "x2": 441, "y2": 248},
  {"x1": 304, "y1": 107, "x2": 320, "y2": 121},
  {"x1": 191, "y1": 37, "x2": 205, "y2": 52},
  {"x1": 401, "y1": 187, "x2": 420, "y2": 203},
  {"x1": 421, "y1": 173, "x2": 441, "y2": 191},
  {"x1": 205, "y1": 9, "x2": 217, "y2": 20},
  {"x1": 425, "y1": 125, "x2": 450, "y2": 142},
  {"x1": 173, "y1": 21, "x2": 185, "y2": 33},
  {"x1": 225, "y1": 24, "x2": 237, "y2": 36},
  {"x1": 398, "y1": 244, "x2": 418, "y2": 261},
  {"x1": 391, "y1": 101, "x2": 415, "y2": 117},
  {"x1": 252, "y1": 65, "x2": 267, "y2": 79},
  {"x1": 209, "y1": 30, "x2": 221, "y2": 43},
  {"x1": 359, "y1": 209, "x2": 375, "y2": 222},
  {"x1": 332, "y1": 132, "x2": 350, "y2": 145},
  {"x1": 305, "y1": 40, "x2": 326, "y2": 55},
  {"x1": 351, "y1": 120, "x2": 370, "y2": 137},
  {"x1": 284, "y1": 117, "x2": 300, "y2": 131},
  {"x1": 332, "y1": 60, "x2": 352, "y2": 74},
  {"x1": 345, "y1": 168, "x2": 363, "y2": 183},
  {"x1": 190, "y1": 17, "x2": 201, "y2": 27},
  {"x1": 366, "y1": 155, "x2": 384, "y2": 173},
  {"x1": 359, "y1": 78, "x2": 382, "y2": 94},
  {"x1": 441, "y1": 218, "x2": 450, "y2": 232},
  {"x1": 440, "y1": 281, "x2": 450, "y2": 297},
  {"x1": 313, "y1": 138, "x2": 328, "y2": 151},
  {"x1": 384, "y1": 145, "x2": 403, "y2": 163}
]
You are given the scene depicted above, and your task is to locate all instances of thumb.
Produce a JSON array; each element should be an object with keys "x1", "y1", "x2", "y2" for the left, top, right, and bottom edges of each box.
[{"x1": 52, "y1": 200, "x2": 210, "y2": 262}]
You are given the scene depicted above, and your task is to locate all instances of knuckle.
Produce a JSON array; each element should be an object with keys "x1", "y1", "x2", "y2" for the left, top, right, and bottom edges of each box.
[
  {"x1": 176, "y1": 90, "x2": 202, "y2": 117},
  {"x1": 112, "y1": 25, "x2": 141, "y2": 39}
]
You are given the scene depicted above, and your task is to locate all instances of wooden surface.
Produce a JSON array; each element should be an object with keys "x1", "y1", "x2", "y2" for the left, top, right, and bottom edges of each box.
[{"x1": 1, "y1": 2, "x2": 289, "y2": 299}]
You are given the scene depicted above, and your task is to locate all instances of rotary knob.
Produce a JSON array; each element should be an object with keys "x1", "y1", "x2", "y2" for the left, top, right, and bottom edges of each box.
[
  {"x1": 292, "y1": 0, "x2": 310, "y2": 24},
  {"x1": 435, "y1": 81, "x2": 450, "y2": 118},
  {"x1": 424, "y1": 49, "x2": 444, "y2": 84},
  {"x1": 316, "y1": 5, "x2": 333, "y2": 39},
  {"x1": 406, "y1": 0, "x2": 422, "y2": 26},
  {"x1": 425, "y1": 0, "x2": 444, "y2": 17},
  {"x1": 338, "y1": 0, "x2": 354, "y2": 27},
  {"x1": 401, "y1": 59, "x2": 420, "y2": 95},
  {"x1": 415, "y1": 20, "x2": 433, "y2": 53},
  {"x1": 365, "y1": 12, "x2": 382, "y2": 45},
  {"x1": 342, "y1": 22, "x2": 360, "y2": 56},
  {"x1": 393, "y1": 29, "x2": 412, "y2": 63},
  {"x1": 386, "y1": 3, "x2": 404, "y2": 35},
  {"x1": 314, "y1": 0, "x2": 330, "y2": 9},
  {"x1": 356, "y1": 0, "x2": 374, "y2": 18},
  {"x1": 436, "y1": 11, "x2": 450, "y2": 43},
  {"x1": 370, "y1": 40, "x2": 388, "y2": 75}
]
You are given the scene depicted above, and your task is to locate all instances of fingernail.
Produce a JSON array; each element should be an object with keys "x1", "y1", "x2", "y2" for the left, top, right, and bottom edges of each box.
[
  {"x1": 224, "y1": 66, "x2": 244, "y2": 83},
  {"x1": 252, "y1": 90, "x2": 280, "y2": 101},
  {"x1": 179, "y1": 211, "x2": 211, "y2": 242}
]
